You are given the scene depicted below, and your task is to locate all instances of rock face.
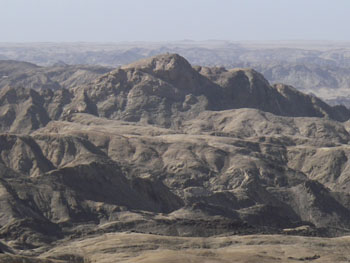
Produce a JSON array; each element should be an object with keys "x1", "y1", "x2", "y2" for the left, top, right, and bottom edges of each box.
[
  {"x1": 1, "y1": 54, "x2": 349, "y2": 133},
  {"x1": 0, "y1": 54, "x2": 350, "y2": 261},
  {"x1": 229, "y1": 61, "x2": 350, "y2": 106},
  {"x1": 4, "y1": 41, "x2": 350, "y2": 107}
]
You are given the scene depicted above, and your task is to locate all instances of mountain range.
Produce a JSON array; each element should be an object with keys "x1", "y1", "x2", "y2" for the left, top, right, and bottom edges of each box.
[
  {"x1": 0, "y1": 53, "x2": 350, "y2": 262},
  {"x1": 2, "y1": 41, "x2": 350, "y2": 106}
]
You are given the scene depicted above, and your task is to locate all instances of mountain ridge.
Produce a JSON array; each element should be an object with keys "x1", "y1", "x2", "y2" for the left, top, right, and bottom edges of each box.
[
  {"x1": 2, "y1": 53, "x2": 349, "y2": 134},
  {"x1": 0, "y1": 53, "x2": 350, "y2": 262}
]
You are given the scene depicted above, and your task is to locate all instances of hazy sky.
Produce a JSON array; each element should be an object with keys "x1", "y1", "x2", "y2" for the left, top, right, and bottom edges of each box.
[{"x1": 1, "y1": 0, "x2": 350, "y2": 42}]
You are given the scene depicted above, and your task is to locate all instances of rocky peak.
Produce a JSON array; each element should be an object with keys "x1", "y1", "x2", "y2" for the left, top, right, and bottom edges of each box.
[
  {"x1": 121, "y1": 53, "x2": 204, "y2": 93},
  {"x1": 122, "y1": 53, "x2": 192, "y2": 75}
]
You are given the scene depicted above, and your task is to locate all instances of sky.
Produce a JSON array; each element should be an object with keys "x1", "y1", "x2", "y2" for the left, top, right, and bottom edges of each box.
[{"x1": 1, "y1": 0, "x2": 350, "y2": 42}]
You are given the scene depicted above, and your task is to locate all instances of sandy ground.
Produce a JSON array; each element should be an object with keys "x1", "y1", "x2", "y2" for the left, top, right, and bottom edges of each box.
[{"x1": 36, "y1": 233, "x2": 350, "y2": 263}]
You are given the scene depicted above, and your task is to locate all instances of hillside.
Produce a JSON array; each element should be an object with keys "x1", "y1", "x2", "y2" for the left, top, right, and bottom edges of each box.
[
  {"x1": 0, "y1": 54, "x2": 349, "y2": 262},
  {"x1": 2, "y1": 41, "x2": 350, "y2": 106}
]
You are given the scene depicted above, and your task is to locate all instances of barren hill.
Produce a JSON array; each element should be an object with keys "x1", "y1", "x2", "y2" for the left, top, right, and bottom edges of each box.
[
  {"x1": 0, "y1": 54, "x2": 349, "y2": 262},
  {"x1": 3, "y1": 41, "x2": 350, "y2": 107}
]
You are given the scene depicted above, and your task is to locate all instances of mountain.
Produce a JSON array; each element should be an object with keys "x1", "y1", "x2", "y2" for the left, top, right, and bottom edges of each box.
[
  {"x1": 0, "y1": 54, "x2": 350, "y2": 262},
  {"x1": 2, "y1": 41, "x2": 350, "y2": 107},
  {"x1": 1, "y1": 54, "x2": 349, "y2": 134},
  {"x1": 227, "y1": 61, "x2": 350, "y2": 106},
  {"x1": 0, "y1": 60, "x2": 112, "y2": 91}
]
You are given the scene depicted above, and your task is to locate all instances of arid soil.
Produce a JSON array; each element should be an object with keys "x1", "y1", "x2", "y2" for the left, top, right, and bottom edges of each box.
[{"x1": 0, "y1": 54, "x2": 349, "y2": 262}]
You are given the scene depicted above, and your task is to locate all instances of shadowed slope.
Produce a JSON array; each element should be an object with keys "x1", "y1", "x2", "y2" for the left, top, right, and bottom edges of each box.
[{"x1": 0, "y1": 54, "x2": 350, "y2": 261}]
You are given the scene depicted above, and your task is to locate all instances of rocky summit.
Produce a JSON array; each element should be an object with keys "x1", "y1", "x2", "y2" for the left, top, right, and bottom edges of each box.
[{"x1": 0, "y1": 54, "x2": 350, "y2": 262}]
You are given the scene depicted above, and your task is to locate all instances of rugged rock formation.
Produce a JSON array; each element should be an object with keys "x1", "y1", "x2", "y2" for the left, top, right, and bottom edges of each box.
[
  {"x1": 0, "y1": 60, "x2": 111, "y2": 91},
  {"x1": 1, "y1": 54, "x2": 350, "y2": 133},
  {"x1": 0, "y1": 54, "x2": 349, "y2": 262},
  {"x1": 3, "y1": 41, "x2": 350, "y2": 107}
]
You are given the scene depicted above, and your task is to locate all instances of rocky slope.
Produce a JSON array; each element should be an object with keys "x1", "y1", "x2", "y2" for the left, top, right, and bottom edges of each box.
[
  {"x1": 2, "y1": 41, "x2": 350, "y2": 106},
  {"x1": 1, "y1": 54, "x2": 349, "y2": 133},
  {"x1": 0, "y1": 60, "x2": 112, "y2": 91},
  {"x1": 228, "y1": 61, "x2": 350, "y2": 106},
  {"x1": 0, "y1": 54, "x2": 349, "y2": 262}
]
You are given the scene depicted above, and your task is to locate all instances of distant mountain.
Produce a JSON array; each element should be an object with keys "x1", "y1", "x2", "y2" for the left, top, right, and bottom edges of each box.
[
  {"x1": 2, "y1": 41, "x2": 350, "y2": 107},
  {"x1": 227, "y1": 61, "x2": 350, "y2": 106},
  {"x1": 0, "y1": 60, "x2": 112, "y2": 91}
]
